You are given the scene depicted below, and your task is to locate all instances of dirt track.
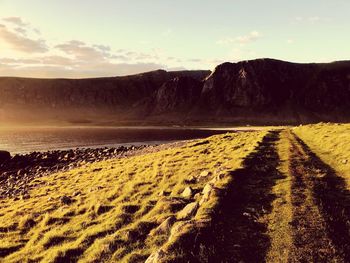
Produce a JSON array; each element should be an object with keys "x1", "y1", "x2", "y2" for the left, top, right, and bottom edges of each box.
[{"x1": 188, "y1": 130, "x2": 350, "y2": 263}]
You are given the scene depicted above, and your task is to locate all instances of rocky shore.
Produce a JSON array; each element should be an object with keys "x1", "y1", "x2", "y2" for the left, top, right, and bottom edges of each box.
[{"x1": 0, "y1": 145, "x2": 150, "y2": 200}]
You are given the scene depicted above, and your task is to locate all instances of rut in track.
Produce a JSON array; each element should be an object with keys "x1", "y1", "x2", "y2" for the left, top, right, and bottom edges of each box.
[{"x1": 287, "y1": 132, "x2": 350, "y2": 262}]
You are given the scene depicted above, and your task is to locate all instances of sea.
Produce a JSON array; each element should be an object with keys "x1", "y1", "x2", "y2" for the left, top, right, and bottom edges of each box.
[{"x1": 0, "y1": 126, "x2": 232, "y2": 154}]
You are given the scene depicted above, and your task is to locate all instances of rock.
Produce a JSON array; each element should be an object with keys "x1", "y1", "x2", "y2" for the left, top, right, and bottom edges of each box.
[
  {"x1": 0, "y1": 151, "x2": 11, "y2": 163},
  {"x1": 199, "y1": 170, "x2": 212, "y2": 179},
  {"x1": 169, "y1": 220, "x2": 197, "y2": 240},
  {"x1": 202, "y1": 183, "x2": 214, "y2": 195},
  {"x1": 177, "y1": 202, "x2": 199, "y2": 220},
  {"x1": 151, "y1": 216, "x2": 176, "y2": 236},
  {"x1": 181, "y1": 187, "x2": 193, "y2": 198},
  {"x1": 342, "y1": 159, "x2": 348, "y2": 164},
  {"x1": 60, "y1": 195, "x2": 73, "y2": 205},
  {"x1": 200, "y1": 183, "x2": 218, "y2": 205}
]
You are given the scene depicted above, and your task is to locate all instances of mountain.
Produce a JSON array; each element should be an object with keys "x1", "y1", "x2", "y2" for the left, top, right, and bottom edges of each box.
[{"x1": 1, "y1": 58, "x2": 350, "y2": 126}]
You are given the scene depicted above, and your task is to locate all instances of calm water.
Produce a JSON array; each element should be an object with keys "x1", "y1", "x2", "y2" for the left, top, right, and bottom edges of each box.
[{"x1": 0, "y1": 126, "x2": 231, "y2": 154}]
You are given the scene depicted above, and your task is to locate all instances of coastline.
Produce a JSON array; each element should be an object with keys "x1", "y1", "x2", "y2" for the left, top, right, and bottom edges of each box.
[{"x1": 0, "y1": 143, "x2": 184, "y2": 200}]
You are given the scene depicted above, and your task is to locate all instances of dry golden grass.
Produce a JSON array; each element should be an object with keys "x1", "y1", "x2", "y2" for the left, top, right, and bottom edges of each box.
[
  {"x1": 294, "y1": 123, "x2": 350, "y2": 189},
  {"x1": 0, "y1": 131, "x2": 266, "y2": 263}
]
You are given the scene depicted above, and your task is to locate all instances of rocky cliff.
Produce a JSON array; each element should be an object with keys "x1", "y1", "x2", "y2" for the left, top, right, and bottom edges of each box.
[{"x1": 1, "y1": 58, "x2": 350, "y2": 125}]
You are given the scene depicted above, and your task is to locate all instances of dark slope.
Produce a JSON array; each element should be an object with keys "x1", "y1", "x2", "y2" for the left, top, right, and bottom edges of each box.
[{"x1": 1, "y1": 58, "x2": 350, "y2": 125}]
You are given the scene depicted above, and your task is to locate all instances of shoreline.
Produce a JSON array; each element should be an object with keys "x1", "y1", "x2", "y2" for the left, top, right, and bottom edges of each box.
[
  {"x1": 0, "y1": 141, "x2": 186, "y2": 200},
  {"x1": 0, "y1": 145, "x2": 148, "y2": 200}
]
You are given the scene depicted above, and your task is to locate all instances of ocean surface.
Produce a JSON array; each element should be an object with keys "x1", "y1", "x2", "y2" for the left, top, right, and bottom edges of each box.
[{"x1": 0, "y1": 126, "x2": 231, "y2": 154}]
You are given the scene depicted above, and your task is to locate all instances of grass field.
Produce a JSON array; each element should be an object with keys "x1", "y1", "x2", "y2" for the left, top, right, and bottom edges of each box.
[
  {"x1": 0, "y1": 131, "x2": 267, "y2": 262},
  {"x1": 1, "y1": 123, "x2": 350, "y2": 262}
]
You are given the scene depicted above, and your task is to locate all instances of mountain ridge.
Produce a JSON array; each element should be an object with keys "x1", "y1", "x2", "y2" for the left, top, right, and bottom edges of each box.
[{"x1": 1, "y1": 58, "x2": 350, "y2": 125}]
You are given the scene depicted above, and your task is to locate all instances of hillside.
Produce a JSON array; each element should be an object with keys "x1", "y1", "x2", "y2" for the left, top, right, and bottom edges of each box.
[{"x1": 1, "y1": 59, "x2": 350, "y2": 125}]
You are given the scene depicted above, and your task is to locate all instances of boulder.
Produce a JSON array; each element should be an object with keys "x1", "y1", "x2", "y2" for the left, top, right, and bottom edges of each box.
[{"x1": 0, "y1": 150, "x2": 11, "y2": 163}]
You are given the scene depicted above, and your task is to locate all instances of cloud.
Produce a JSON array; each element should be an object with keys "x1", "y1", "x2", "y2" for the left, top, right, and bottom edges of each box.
[
  {"x1": 0, "y1": 24, "x2": 48, "y2": 53},
  {"x1": 217, "y1": 31, "x2": 262, "y2": 45},
  {"x1": 55, "y1": 40, "x2": 109, "y2": 61},
  {"x1": 14, "y1": 27, "x2": 27, "y2": 35},
  {"x1": 293, "y1": 16, "x2": 324, "y2": 24},
  {"x1": 2, "y1": 17, "x2": 27, "y2": 27},
  {"x1": 0, "y1": 17, "x2": 209, "y2": 77}
]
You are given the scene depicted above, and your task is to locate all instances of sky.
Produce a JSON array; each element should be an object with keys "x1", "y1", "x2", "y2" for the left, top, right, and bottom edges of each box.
[{"x1": 0, "y1": 0, "x2": 349, "y2": 78}]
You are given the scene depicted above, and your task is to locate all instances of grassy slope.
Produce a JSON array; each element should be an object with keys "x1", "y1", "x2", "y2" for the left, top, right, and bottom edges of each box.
[
  {"x1": 294, "y1": 123, "x2": 350, "y2": 189},
  {"x1": 0, "y1": 131, "x2": 266, "y2": 263}
]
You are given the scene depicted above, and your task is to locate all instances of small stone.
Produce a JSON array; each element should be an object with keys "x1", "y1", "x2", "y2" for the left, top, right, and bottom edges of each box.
[
  {"x1": 202, "y1": 183, "x2": 214, "y2": 195},
  {"x1": 177, "y1": 202, "x2": 199, "y2": 220},
  {"x1": 151, "y1": 216, "x2": 176, "y2": 236},
  {"x1": 200, "y1": 183, "x2": 218, "y2": 205},
  {"x1": 199, "y1": 170, "x2": 212, "y2": 179},
  {"x1": 181, "y1": 187, "x2": 193, "y2": 198},
  {"x1": 342, "y1": 159, "x2": 348, "y2": 164}
]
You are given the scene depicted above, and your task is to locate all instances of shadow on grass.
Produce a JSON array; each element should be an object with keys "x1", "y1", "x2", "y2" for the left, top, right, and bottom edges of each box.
[
  {"x1": 171, "y1": 130, "x2": 283, "y2": 262},
  {"x1": 294, "y1": 135, "x2": 350, "y2": 259}
]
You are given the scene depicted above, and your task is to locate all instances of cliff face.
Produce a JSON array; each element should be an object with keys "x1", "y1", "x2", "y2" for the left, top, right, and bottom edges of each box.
[
  {"x1": 196, "y1": 59, "x2": 350, "y2": 123},
  {"x1": 1, "y1": 59, "x2": 350, "y2": 125},
  {"x1": 0, "y1": 70, "x2": 209, "y2": 124}
]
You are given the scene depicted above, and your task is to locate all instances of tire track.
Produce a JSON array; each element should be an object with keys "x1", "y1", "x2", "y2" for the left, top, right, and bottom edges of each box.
[{"x1": 287, "y1": 133, "x2": 346, "y2": 262}]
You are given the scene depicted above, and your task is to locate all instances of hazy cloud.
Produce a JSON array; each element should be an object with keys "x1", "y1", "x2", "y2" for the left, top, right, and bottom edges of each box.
[
  {"x1": 55, "y1": 40, "x2": 109, "y2": 61},
  {"x1": 293, "y1": 16, "x2": 325, "y2": 24},
  {"x1": 0, "y1": 24, "x2": 48, "y2": 53},
  {"x1": 217, "y1": 31, "x2": 262, "y2": 45},
  {"x1": 2, "y1": 17, "x2": 27, "y2": 27},
  {"x1": 0, "y1": 17, "x2": 206, "y2": 77}
]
